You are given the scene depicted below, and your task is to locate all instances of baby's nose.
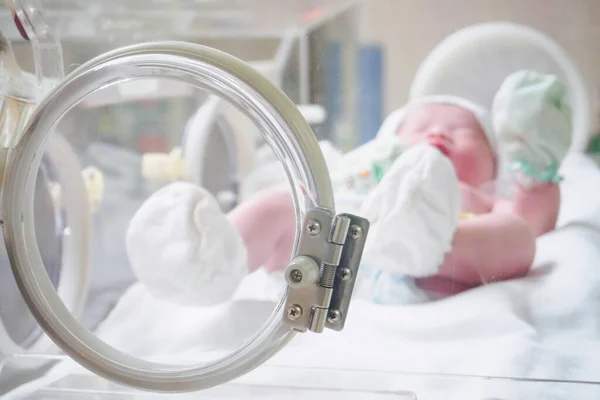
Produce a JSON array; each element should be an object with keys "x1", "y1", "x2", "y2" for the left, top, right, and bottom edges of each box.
[{"x1": 425, "y1": 131, "x2": 452, "y2": 142}]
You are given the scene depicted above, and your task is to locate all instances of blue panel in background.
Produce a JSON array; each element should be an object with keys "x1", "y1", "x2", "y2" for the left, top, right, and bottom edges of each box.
[
  {"x1": 358, "y1": 45, "x2": 384, "y2": 144},
  {"x1": 325, "y1": 42, "x2": 342, "y2": 141}
]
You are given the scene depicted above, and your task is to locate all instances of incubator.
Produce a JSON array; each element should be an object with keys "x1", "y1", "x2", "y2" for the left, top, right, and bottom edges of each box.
[{"x1": 2, "y1": 1, "x2": 600, "y2": 399}]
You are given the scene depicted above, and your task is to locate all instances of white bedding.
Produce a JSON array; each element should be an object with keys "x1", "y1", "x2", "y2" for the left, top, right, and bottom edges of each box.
[{"x1": 12, "y1": 153, "x2": 600, "y2": 399}]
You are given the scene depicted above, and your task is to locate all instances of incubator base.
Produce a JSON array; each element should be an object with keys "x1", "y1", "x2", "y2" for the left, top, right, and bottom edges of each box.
[
  {"x1": 4, "y1": 354, "x2": 600, "y2": 400},
  {"x1": 1, "y1": 355, "x2": 413, "y2": 399}
]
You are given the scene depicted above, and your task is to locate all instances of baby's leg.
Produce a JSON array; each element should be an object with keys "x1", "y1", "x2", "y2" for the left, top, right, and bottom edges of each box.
[
  {"x1": 434, "y1": 213, "x2": 536, "y2": 286},
  {"x1": 228, "y1": 189, "x2": 296, "y2": 273}
]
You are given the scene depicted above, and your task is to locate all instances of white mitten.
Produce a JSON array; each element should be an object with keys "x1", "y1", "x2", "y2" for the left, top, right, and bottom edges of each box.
[
  {"x1": 126, "y1": 182, "x2": 248, "y2": 306},
  {"x1": 360, "y1": 144, "x2": 461, "y2": 277},
  {"x1": 492, "y1": 70, "x2": 572, "y2": 186}
]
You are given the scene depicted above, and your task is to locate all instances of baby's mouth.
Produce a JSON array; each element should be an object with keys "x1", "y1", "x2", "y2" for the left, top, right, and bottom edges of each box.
[{"x1": 427, "y1": 139, "x2": 450, "y2": 157}]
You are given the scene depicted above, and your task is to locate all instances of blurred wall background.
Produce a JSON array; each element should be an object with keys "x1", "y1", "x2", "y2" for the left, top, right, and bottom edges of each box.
[
  {"x1": 5, "y1": 0, "x2": 599, "y2": 140},
  {"x1": 357, "y1": 0, "x2": 599, "y2": 130}
]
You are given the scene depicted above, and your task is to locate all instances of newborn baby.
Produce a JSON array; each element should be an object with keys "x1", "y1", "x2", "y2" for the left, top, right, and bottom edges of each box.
[
  {"x1": 127, "y1": 70, "x2": 572, "y2": 305},
  {"x1": 373, "y1": 101, "x2": 555, "y2": 297}
]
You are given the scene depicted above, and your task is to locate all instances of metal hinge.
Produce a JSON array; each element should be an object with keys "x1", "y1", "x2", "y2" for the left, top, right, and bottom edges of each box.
[{"x1": 282, "y1": 207, "x2": 369, "y2": 333}]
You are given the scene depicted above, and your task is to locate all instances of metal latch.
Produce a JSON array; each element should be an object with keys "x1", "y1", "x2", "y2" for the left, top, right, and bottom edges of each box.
[{"x1": 282, "y1": 207, "x2": 369, "y2": 333}]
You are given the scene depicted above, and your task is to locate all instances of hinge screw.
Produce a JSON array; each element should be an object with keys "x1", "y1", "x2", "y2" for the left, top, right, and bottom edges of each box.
[
  {"x1": 287, "y1": 304, "x2": 303, "y2": 320},
  {"x1": 349, "y1": 225, "x2": 362, "y2": 240},
  {"x1": 338, "y1": 267, "x2": 352, "y2": 281},
  {"x1": 289, "y1": 269, "x2": 303, "y2": 283},
  {"x1": 327, "y1": 309, "x2": 341, "y2": 324},
  {"x1": 306, "y1": 220, "x2": 321, "y2": 236}
]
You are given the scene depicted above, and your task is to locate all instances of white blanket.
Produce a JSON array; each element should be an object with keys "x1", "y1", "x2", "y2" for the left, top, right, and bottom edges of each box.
[{"x1": 14, "y1": 154, "x2": 600, "y2": 399}]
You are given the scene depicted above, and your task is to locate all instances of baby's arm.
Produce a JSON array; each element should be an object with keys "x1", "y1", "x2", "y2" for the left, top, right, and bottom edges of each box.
[
  {"x1": 493, "y1": 183, "x2": 560, "y2": 236},
  {"x1": 435, "y1": 184, "x2": 559, "y2": 288},
  {"x1": 435, "y1": 212, "x2": 536, "y2": 286},
  {"x1": 227, "y1": 189, "x2": 296, "y2": 273}
]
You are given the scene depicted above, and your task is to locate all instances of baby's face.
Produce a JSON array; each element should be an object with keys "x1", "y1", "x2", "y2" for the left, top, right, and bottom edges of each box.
[{"x1": 397, "y1": 103, "x2": 495, "y2": 186}]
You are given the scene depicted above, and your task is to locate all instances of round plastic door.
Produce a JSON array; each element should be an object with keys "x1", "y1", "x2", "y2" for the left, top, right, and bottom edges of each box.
[
  {"x1": 0, "y1": 140, "x2": 90, "y2": 369},
  {"x1": 1, "y1": 41, "x2": 369, "y2": 392}
]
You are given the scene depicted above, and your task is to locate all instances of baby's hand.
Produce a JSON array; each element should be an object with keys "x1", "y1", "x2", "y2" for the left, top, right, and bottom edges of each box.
[{"x1": 360, "y1": 144, "x2": 461, "y2": 277}]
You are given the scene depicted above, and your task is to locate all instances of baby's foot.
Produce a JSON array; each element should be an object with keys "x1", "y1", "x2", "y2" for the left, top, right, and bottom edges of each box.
[
  {"x1": 359, "y1": 144, "x2": 461, "y2": 277},
  {"x1": 126, "y1": 182, "x2": 248, "y2": 306}
]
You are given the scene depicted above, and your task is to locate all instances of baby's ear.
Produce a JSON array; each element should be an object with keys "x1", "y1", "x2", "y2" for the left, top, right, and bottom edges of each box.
[{"x1": 375, "y1": 108, "x2": 408, "y2": 139}]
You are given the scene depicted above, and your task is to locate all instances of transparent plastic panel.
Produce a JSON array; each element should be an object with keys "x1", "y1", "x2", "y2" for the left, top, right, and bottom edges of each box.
[
  {"x1": 0, "y1": 0, "x2": 368, "y2": 392},
  {"x1": 0, "y1": 0, "x2": 359, "y2": 394}
]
